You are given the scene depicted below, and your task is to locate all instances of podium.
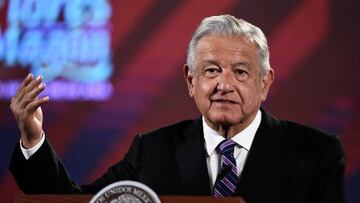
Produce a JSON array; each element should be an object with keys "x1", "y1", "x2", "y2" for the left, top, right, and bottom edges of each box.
[{"x1": 15, "y1": 194, "x2": 245, "y2": 203}]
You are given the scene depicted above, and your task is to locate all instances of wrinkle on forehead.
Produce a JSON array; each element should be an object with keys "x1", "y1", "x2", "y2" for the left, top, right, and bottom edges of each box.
[
  {"x1": 194, "y1": 35, "x2": 262, "y2": 74},
  {"x1": 196, "y1": 35, "x2": 256, "y2": 52}
]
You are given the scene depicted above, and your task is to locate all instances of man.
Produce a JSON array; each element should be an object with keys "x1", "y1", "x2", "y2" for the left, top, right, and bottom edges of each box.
[{"x1": 9, "y1": 15, "x2": 345, "y2": 203}]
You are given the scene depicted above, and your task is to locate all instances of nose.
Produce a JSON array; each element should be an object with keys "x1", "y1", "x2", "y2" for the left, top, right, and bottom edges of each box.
[{"x1": 216, "y1": 71, "x2": 235, "y2": 94}]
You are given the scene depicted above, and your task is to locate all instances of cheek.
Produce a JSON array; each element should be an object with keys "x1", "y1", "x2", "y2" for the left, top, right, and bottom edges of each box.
[
  {"x1": 238, "y1": 82, "x2": 263, "y2": 103},
  {"x1": 193, "y1": 79, "x2": 216, "y2": 111},
  {"x1": 194, "y1": 78, "x2": 214, "y2": 97}
]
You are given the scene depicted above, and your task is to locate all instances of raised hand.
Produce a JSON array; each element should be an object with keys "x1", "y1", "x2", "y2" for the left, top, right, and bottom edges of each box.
[{"x1": 10, "y1": 74, "x2": 49, "y2": 148}]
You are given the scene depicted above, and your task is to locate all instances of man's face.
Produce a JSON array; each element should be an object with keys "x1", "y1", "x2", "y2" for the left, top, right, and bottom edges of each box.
[{"x1": 184, "y1": 35, "x2": 274, "y2": 133}]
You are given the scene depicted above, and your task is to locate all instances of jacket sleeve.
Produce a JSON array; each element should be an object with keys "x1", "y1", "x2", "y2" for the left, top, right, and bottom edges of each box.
[
  {"x1": 9, "y1": 138, "x2": 82, "y2": 194},
  {"x1": 80, "y1": 134, "x2": 143, "y2": 193},
  {"x1": 9, "y1": 135, "x2": 142, "y2": 194}
]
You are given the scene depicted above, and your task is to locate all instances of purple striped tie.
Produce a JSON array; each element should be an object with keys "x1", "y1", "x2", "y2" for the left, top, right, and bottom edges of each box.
[{"x1": 213, "y1": 139, "x2": 238, "y2": 197}]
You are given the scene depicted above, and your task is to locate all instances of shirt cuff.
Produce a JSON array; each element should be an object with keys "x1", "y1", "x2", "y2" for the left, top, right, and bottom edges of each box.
[{"x1": 20, "y1": 132, "x2": 45, "y2": 160}]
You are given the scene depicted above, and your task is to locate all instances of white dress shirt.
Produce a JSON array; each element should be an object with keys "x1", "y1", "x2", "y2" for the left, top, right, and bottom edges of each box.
[
  {"x1": 20, "y1": 131, "x2": 45, "y2": 160},
  {"x1": 203, "y1": 110, "x2": 261, "y2": 188}
]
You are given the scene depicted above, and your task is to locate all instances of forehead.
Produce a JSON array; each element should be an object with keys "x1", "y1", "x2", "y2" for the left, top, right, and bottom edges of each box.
[{"x1": 195, "y1": 35, "x2": 259, "y2": 65}]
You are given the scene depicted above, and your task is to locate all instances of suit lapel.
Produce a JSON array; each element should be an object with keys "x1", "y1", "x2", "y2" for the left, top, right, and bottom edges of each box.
[
  {"x1": 236, "y1": 109, "x2": 286, "y2": 198},
  {"x1": 174, "y1": 118, "x2": 212, "y2": 195}
]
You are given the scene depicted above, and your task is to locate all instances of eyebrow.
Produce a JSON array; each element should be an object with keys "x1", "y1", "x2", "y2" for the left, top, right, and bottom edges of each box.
[
  {"x1": 202, "y1": 60, "x2": 219, "y2": 66},
  {"x1": 201, "y1": 60, "x2": 250, "y2": 69},
  {"x1": 231, "y1": 62, "x2": 249, "y2": 67}
]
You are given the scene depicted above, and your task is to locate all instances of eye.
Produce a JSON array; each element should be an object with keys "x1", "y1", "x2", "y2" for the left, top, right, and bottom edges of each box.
[
  {"x1": 204, "y1": 66, "x2": 220, "y2": 78},
  {"x1": 234, "y1": 69, "x2": 249, "y2": 80},
  {"x1": 235, "y1": 69, "x2": 247, "y2": 75}
]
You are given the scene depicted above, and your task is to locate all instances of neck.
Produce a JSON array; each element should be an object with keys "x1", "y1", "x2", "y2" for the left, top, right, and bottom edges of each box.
[
  {"x1": 205, "y1": 112, "x2": 258, "y2": 139},
  {"x1": 216, "y1": 124, "x2": 245, "y2": 139}
]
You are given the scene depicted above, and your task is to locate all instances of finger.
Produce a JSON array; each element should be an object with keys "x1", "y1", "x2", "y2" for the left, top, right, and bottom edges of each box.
[
  {"x1": 15, "y1": 73, "x2": 34, "y2": 96},
  {"x1": 11, "y1": 74, "x2": 35, "y2": 115},
  {"x1": 13, "y1": 73, "x2": 34, "y2": 102},
  {"x1": 24, "y1": 96, "x2": 50, "y2": 115},
  {"x1": 28, "y1": 83, "x2": 46, "y2": 99},
  {"x1": 24, "y1": 75, "x2": 43, "y2": 92},
  {"x1": 16, "y1": 75, "x2": 43, "y2": 104},
  {"x1": 19, "y1": 83, "x2": 46, "y2": 109}
]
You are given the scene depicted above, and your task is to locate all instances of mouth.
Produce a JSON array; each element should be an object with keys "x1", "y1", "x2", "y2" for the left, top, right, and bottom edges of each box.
[{"x1": 211, "y1": 99, "x2": 238, "y2": 104}]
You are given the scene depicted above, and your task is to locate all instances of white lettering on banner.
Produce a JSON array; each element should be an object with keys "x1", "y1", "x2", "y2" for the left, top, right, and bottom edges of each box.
[{"x1": 0, "y1": 0, "x2": 113, "y2": 100}]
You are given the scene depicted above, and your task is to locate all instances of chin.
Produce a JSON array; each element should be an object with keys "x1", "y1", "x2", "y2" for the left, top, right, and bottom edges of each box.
[{"x1": 210, "y1": 115, "x2": 242, "y2": 126}]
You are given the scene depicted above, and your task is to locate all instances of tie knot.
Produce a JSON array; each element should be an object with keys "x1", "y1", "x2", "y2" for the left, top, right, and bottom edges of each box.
[{"x1": 217, "y1": 139, "x2": 237, "y2": 155}]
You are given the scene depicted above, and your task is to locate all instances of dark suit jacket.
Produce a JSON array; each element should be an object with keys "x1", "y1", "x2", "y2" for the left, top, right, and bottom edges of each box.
[{"x1": 10, "y1": 109, "x2": 346, "y2": 203}]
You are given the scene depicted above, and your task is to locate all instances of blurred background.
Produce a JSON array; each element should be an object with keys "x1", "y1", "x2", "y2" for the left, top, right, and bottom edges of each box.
[{"x1": 0, "y1": 0, "x2": 359, "y2": 202}]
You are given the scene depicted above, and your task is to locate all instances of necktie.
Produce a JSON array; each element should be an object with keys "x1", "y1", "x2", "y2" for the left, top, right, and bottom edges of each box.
[{"x1": 213, "y1": 139, "x2": 238, "y2": 197}]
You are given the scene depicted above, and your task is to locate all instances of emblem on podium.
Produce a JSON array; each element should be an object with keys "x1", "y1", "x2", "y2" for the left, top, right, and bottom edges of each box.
[{"x1": 90, "y1": 181, "x2": 161, "y2": 203}]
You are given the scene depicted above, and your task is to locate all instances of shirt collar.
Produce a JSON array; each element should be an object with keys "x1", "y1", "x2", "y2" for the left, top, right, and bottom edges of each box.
[{"x1": 203, "y1": 109, "x2": 262, "y2": 156}]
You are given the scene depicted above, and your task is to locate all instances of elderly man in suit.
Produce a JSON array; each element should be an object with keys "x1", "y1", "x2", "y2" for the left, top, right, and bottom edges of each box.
[{"x1": 9, "y1": 15, "x2": 345, "y2": 203}]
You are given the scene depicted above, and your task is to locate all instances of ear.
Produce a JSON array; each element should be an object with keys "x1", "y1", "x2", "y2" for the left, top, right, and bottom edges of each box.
[
  {"x1": 261, "y1": 68, "x2": 274, "y2": 101},
  {"x1": 183, "y1": 64, "x2": 194, "y2": 97}
]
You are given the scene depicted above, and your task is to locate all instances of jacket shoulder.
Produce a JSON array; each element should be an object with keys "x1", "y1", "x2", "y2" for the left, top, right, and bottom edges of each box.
[
  {"x1": 278, "y1": 119, "x2": 342, "y2": 151},
  {"x1": 139, "y1": 119, "x2": 200, "y2": 141}
]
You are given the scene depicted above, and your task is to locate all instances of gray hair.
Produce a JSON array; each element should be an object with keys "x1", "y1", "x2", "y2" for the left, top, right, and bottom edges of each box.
[{"x1": 186, "y1": 15, "x2": 270, "y2": 76}]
